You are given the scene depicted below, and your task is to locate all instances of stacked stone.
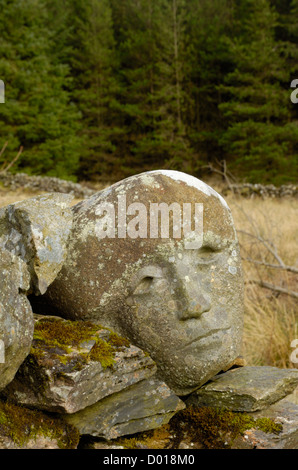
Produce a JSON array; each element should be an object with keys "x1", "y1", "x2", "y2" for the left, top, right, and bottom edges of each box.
[
  {"x1": 0, "y1": 172, "x2": 95, "y2": 199},
  {"x1": 0, "y1": 171, "x2": 296, "y2": 200},
  {"x1": 0, "y1": 172, "x2": 297, "y2": 449},
  {"x1": 0, "y1": 189, "x2": 185, "y2": 448},
  {"x1": 228, "y1": 183, "x2": 297, "y2": 198}
]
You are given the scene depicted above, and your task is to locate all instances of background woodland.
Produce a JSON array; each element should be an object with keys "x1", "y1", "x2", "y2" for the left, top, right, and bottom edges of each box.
[{"x1": 0, "y1": 0, "x2": 297, "y2": 184}]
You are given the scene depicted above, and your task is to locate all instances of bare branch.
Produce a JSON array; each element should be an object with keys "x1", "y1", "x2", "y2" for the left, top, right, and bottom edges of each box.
[
  {"x1": 0, "y1": 141, "x2": 9, "y2": 172},
  {"x1": 247, "y1": 280, "x2": 298, "y2": 299},
  {"x1": 237, "y1": 229, "x2": 286, "y2": 268},
  {"x1": 243, "y1": 258, "x2": 298, "y2": 274},
  {"x1": 0, "y1": 146, "x2": 23, "y2": 174},
  {"x1": 0, "y1": 160, "x2": 7, "y2": 172},
  {"x1": 0, "y1": 141, "x2": 8, "y2": 159},
  {"x1": 214, "y1": 158, "x2": 238, "y2": 183},
  {"x1": 201, "y1": 161, "x2": 235, "y2": 191}
]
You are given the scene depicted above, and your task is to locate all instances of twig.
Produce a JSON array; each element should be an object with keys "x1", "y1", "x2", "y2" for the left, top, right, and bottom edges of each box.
[
  {"x1": 0, "y1": 160, "x2": 7, "y2": 172},
  {"x1": 237, "y1": 229, "x2": 286, "y2": 268},
  {"x1": 215, "y1": 158, "x2": 238, "y2": 183},
  {"x1": 201, "y1": 161, "x2": 235, "y2": 192},
  {"x1": 0, "y1": 141, "x2": 9, "y2": 171},
  {"x1": 243, "y1": 258, "x2": 298, "y2": 274},
  {"x1": 247, "y1": 280, "x2": 298, "y2": 299},
  {"x1": 0, "y1": 141, "x2": 8, "y2": 159},
  {"x1": 0, "y1": 146, "x2": 23, "y2": 174}
]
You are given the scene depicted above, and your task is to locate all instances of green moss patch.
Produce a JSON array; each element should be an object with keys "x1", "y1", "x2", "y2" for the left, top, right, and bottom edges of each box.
[
  {"x1": 0, "y1": 400, "x2": 79, "y2": 448},
  {"x1": 117, "y1": 405, "x2": 283, "y2": 449},
  {"x1": 32, "y1": 317, "x2": 131, "y2": 370},
  {"x1": 118, "y1": 425, "x2": 172, "y2": 450},
  {"x1": 168, "y1": 405, "x2": 283, "y2": 449}
]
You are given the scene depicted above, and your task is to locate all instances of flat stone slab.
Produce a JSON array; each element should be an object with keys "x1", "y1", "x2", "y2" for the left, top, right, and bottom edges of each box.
[
  {"x1": 65, "y1": 377, "x2": 185, "y2": 440},
  {"x1": 187, "y1": 366, "x2": 298, "y2": 412},
  {"x1": 1, "y1": 316, "x2": 156, "y2": 414}
]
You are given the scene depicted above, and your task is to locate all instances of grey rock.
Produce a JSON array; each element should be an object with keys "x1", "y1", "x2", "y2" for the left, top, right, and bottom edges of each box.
[
  {"x1": 0, "y1": 435, "x2": 64, "y2": 449},
  {"x1": 228, "y1": 183, "x2": 297, "y2": 199},
  {"x1": 0, "y1": 248, "x2": 34, "y2": 390},
  {"x1": 231, "y1": 398, "x2": 298, "y2": 449},
  {"x1": 43, "y1": 170, "x2": 244, "y2": 396},
  {"x1": 187, "y1": 366, "x2": 298, "y2": 411},
  {"x1": 65, "y1": 377, "x2": 185, "y2": 440},
  {"x1": 1, "y1": 316, "x2": 157, "y2": 414},
  {"x1": 80, "y1": 440, "x2": 125, "y2": 449},
  {"x1": 284, "y1": 386, "x2": 298, "y2": 405},
  {"x1": 0, "y1": 193, "x2": 73, "y2": 295}
]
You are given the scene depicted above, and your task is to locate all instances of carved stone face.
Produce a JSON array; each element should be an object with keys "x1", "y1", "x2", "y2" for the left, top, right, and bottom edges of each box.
[{"x1": 44, "y1": 171, "x2": 244, "y2": 395}]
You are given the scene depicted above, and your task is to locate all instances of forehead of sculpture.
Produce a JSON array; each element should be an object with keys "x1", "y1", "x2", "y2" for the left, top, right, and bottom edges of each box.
[
  {"x1": 61, "y1": 171, "x2": 238, "y2": 301},
  {"x1": 73, "y1": 170, "x2": 236, "y2": 243}
]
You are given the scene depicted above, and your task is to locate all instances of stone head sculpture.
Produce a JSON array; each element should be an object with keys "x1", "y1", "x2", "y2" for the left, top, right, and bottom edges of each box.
[{"x1": 44, "y1": 170, "x2": 244, "y2": 395}]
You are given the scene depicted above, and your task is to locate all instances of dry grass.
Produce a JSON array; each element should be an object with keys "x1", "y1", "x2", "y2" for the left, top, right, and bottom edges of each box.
[
  {"x1": 225, "y1": 194, "x2": 298, "y2": 372},
  {"x1": 0, "y1": 187, "x2": 83, "y2": 208},
  {"x1": 0, "y1": 187, "x2": 44, "y2": 207}
]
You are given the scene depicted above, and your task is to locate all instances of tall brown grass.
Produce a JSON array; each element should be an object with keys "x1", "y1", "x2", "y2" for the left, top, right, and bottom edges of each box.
[{"x1": 226, "y1": 195, "x2": 298, "y2": 370}]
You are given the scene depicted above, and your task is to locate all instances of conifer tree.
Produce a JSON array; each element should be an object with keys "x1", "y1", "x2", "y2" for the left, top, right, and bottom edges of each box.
[
  {"x1": 0, "y1": 0, "x2": 82, "y2": 179},
  {"x1": 0, "y1": 0, "x2": 295, "y2": 183},
  {"x1": 68, "y1": 0, "x2": 122, "y2": 181},
  {"x1": 219, "y1": 0, "x2": 298, "y2": 183},
  {"x1": 183, "y1": 0, "x2": 234, "y2": 169},
  {"x1": 109, "y1": 0, "x2": 193, "y2": 176}
]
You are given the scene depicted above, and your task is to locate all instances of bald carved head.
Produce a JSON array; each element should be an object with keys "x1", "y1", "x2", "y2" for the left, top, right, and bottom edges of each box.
[{"x1": 44, "y1": 171, "x2": 244, "y2": 395}]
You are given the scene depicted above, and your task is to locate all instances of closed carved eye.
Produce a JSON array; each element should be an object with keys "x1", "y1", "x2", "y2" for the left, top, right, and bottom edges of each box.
[
  {"x1": 197, "y1": 246, "x2": 221, "y2": 265},
  {"x1": 130, "y1": 266, "x2": 164, "y2": 296},
  {"x1": 133, "y1": 276, "x2": 154, "y2": 295}
]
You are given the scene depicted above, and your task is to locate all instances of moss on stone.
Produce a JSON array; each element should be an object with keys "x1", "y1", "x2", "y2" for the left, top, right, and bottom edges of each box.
[
  {"x1": 33, "y1": 318, "x2": 97, "y2": 351},
  {"x1": 0, "y1": 399, "x2": 80, "y2": 448},
  {"x1": 31, "y1": 317, "x2": 131, "y2": 370},
  {"x1": 108, "y1": 331, "x2": 130, "y2": 349},
  {"x1": 118, "y1": 425, "x2": 172, "y2": 449},
  {"x1": 168, "y1": 405, "x2": 283, "y2": 449},
  {"x1": 89, "y1": 339, "x2": 115, "y2": 369},
  {"x1": 119, "y1": 405, "x2": 283, "y2": 450},
  {"x1": 29, "y1": 346, "x2": 45, "y2": 360}
]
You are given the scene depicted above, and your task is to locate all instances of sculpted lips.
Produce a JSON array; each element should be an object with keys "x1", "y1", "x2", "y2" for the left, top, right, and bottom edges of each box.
[{"x1": 181, "y1": 327, "x2": 230, "y2": 350}]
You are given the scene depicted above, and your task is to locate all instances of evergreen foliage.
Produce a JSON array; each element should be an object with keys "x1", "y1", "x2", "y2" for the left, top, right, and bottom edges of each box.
[
  {"x1": 0, "y1": 0, "x2": 296, "y2": 183},
  {"x1": 219, "y1": 0, "x2": 298, "y2": 183},
  {"x1": 0, "y1": 0, "x2": 82, "y2": 180}
]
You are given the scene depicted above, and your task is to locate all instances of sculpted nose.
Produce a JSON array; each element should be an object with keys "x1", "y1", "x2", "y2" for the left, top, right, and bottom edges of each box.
[{"x1": 177, "y1": 282, "x2": 211, "y2": 320}]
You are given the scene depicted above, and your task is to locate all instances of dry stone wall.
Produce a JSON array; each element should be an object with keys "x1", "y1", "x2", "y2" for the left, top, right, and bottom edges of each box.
[
  {"x1": 0, "y1": 171, "x2": 297, "y2": 449},
  {"x1": 0, "y1": 171, "x2": 296, "y2": 199}
]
